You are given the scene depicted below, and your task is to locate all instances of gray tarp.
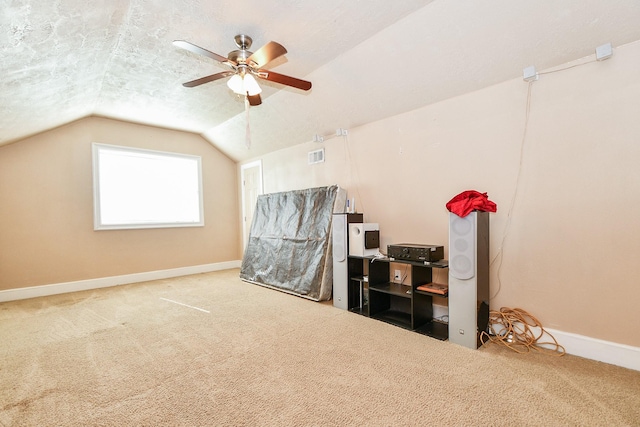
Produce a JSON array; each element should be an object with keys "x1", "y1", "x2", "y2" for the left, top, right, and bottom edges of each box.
[{"x1": 240, "y1": 185, "x2": 345, "y2": 301}]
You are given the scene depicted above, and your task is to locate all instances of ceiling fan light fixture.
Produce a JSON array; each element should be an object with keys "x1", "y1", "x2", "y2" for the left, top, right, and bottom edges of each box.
[
  {"x1": 227, "y1": 73, "x2": 262, "y2": 96},
  {"x1": 227, "y1": 74, "x2": 244, "y2": 95},
  {"x1": 243, "y1": 73, "x2": 262, "y2": 96}
]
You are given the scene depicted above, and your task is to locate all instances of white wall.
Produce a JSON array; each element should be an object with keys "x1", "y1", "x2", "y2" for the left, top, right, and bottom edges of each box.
[
  {"x1": 0, "y1": 116, "x2": 240, "y2": 290},
  {"x1": 243, "y1": 40, "x2": 640, "y2": 350}
]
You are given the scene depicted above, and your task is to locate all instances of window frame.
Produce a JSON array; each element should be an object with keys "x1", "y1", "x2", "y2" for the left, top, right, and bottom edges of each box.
[{"x1": 92, "y1": 143, "x2": 205, "y2": 231}]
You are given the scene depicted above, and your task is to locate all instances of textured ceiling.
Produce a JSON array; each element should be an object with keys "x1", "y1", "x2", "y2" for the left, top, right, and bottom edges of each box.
[{"x1": 3, "y1": 0, "x2": 640, "y2": 161}]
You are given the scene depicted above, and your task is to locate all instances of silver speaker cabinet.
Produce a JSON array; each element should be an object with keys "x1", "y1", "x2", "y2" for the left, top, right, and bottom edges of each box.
[
  {"x1": 332, "y1": 213, "x2": 348, "y2": 310},
  {"x1": 448, "y1": 211, "x2": 490, "y2": 349},
  {"x1": 332, "y1": 213, "x2": 363, "y2": 309}
]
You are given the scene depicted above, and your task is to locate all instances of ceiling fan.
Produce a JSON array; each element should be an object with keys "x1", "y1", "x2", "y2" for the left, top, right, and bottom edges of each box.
[{"x1": 173, "y1": 34, "x2": 312, "y2": 106}]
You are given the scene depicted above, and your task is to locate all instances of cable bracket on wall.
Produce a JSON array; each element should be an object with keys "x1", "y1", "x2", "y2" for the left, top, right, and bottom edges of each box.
[
  {"x1": 313, "y1": 128, "x2": 348, "y2": 143},
  {"x1": 523, "y1": 65, "x2": 538, "y2": 82},
  {"x1": 522, "y1": 42, "x2": 613, "y2": 84}
]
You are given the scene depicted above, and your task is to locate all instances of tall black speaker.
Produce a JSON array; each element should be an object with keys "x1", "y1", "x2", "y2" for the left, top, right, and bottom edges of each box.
[{"x1": 448, "y1": 211, "x2": 490, "y2": 349}]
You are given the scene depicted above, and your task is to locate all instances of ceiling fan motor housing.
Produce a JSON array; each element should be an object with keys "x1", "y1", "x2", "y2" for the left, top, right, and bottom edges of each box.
[
  {"x1": 228, "y1": 34, "x2": 254, "y2": 65},
  {"x1": 234, "y1": 34, "x2": 252, "y2": 49},
  {"x1": 228, "y1": 49, "x2": 252, "y2": 64}
]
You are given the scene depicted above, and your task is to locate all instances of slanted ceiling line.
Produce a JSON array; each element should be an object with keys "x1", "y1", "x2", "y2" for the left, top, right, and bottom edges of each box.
[{"x1": 93, "y1": 2, "x2": 135, "y2": 112}]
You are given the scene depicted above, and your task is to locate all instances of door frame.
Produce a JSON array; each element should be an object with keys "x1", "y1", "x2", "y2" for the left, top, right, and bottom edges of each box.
[{"x1": 240, "y1": 160, "x2": 263, "y2": 252}]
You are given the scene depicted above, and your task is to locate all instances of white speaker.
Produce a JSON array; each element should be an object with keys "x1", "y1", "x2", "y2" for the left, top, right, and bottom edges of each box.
[
  {"x1": 348, "y1": 223, "x2": 379, "y2": 257},
  {"x1": 448, "y1": 211, "x2": 490, "y2": 349},
  {"x1": 450, "y1": 214, "x2": 476, "y2": 280},
  {"x1": 332, "y1": 213, "x2": 348, "y2": 309}
]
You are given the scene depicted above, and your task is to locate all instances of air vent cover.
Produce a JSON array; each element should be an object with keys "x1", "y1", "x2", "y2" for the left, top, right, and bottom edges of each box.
[{"x1": 308, "y1": 148, "x2": 325, "y2": 164}]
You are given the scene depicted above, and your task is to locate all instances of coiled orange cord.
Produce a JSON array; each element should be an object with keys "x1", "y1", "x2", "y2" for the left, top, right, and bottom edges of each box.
[{"x1": 480, "y1": 307, "x2": 566, "y2": 356}]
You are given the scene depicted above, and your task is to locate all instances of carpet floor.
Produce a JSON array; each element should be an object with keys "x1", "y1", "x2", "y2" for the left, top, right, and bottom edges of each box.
[{"x1": 1, "y1": 269, "x2": 639, "y2": 426}]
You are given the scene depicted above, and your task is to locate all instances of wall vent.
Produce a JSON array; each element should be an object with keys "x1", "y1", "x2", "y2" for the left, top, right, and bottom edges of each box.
[{"x1": 308, "y1": 148, "x2": 325, "y2": 164}]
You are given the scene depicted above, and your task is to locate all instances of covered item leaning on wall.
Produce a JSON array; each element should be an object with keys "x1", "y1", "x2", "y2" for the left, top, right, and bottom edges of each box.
[{"x1": 240, "y1": 185, "x2": 346, "y2": 301}]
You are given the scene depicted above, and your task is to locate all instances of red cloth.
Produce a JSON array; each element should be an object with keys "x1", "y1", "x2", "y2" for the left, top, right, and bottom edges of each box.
[{"x1": 446, "y1": 190, "x2": 497, "y2": 217}]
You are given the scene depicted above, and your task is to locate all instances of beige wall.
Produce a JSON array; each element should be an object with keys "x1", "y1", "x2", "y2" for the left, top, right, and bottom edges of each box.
[
  {"x1": 244, "y1": 41, "x2": 640, "y2": 348},
  {"x1": 0, "y1": 116, "x2": 240, "y2": 290}
]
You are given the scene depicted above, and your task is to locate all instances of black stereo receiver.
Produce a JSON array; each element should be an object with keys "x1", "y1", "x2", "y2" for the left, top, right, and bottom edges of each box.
[{"x1": 387, "y1": 243, "x2": 444, "y2": 262}]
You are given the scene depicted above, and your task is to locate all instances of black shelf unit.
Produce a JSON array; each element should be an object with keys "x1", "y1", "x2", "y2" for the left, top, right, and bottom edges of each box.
[
  {"x1": 347, "y1": 256, "x2": 449, "y2": 341},
  {"x1": 347, "y1": 257, "x2": 366, "y2": 315}
]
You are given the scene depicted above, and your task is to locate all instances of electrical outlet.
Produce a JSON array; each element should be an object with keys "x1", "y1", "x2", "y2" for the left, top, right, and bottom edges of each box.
[{"x1": 394, "y1": 269, "x2": 402, "y2": 282}]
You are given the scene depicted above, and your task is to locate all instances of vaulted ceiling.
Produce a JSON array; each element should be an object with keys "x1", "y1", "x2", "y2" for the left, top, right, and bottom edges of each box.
[{"x1": 3, "y1": 1, "x2": 640, "y2": 161}]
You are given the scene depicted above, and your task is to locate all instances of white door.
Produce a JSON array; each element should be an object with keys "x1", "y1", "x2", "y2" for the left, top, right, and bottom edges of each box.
[{"x1": 241, "y1": 161, "x2": 263, "y2": 252}]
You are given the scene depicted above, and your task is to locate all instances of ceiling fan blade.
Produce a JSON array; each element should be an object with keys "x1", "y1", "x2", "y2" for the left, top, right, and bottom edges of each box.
[
  {"x1": 256, "y1": 70, "x2": 312, "y2": 91},
  {"x1": 173, "y1": 40, "x2": 235, "y2": 65},
  {"x1": 247, "y1": 93, "x2": 262, "y2": 106},
  {"x1": 247, "y1": 41, "x2": 287, "y2": 69},
  {"x1": 182, "y1": 71, "x2": 235, "y2": 88}
]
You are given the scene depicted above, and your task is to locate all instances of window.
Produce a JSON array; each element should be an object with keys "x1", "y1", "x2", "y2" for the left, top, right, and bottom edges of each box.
[{"x1": 92, "y1": 143, "x2": 204, "y2": 230}]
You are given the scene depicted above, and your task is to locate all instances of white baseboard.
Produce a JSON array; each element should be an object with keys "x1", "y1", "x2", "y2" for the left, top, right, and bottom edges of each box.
[
  {"x1": 488, "y1": 320, "x2": 640, "y2": 372},
  {"x1": 437, "y1": 305, "x2": 638, "y2": 371},
  {"x1": 0, "y1": 260, "x2": 242, "y2": 303},
  {"x1": 544, "y1": 328, "x2": 640, "y2": 372}
]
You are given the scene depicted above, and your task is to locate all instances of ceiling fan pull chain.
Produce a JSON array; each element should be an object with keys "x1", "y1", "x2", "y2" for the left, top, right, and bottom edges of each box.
[{"x1": 245, "y1": 95, "x2": 251, "y2": 149}]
